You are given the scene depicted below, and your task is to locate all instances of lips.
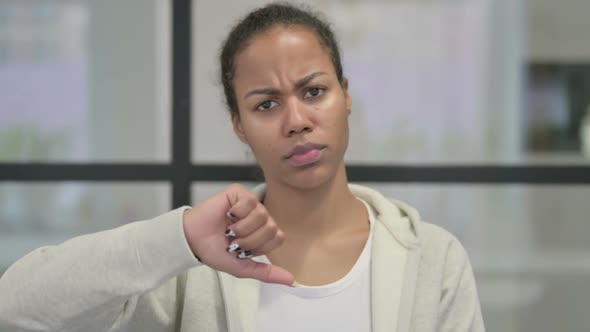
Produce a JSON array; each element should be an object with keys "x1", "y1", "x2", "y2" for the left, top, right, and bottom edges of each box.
[
  {"x1": 284, "y1": 143, "x2": 326, "y2": 159},
  {"x1": 284, "y1": 142, "x2": 326, "y2": 167}
]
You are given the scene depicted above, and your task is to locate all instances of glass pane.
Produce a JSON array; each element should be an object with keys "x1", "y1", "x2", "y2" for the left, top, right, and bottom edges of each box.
[
  {"x1": 191, "y1": 0, "x2": 268, "y2": 164},
  {"x1": 0, "y1": 0, "x2": 170, "y2": 162},
  {"x1": 362, "y1": 183, "x2": 590, "y2": 332},
  {"x1": 0, "y1": 182, "x2": 170, "y2": 273},
  {"x1": 192, "y1": 0, "x2": 590, "y2": 165}
]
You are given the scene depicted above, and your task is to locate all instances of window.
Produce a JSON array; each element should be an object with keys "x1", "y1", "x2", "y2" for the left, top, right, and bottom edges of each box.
[{"x1": 2, "y1": 1, "x2": 589, "y2": 331}]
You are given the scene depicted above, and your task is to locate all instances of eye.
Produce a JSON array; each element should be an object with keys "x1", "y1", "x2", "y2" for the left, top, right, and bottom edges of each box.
[
  {"x1": 304, "y1": 87, "x2": 326, "y2": 99},
  {"x1": 256, "y1": 100, "x2": 279, "y2": 111}
]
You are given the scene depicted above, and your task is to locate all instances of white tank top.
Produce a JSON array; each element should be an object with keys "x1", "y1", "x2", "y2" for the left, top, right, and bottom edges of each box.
[{"x1": 254, "y1": 198, "x2": 404, "y2": 332}]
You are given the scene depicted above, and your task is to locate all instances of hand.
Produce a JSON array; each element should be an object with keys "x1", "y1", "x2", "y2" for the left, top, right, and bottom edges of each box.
[{"x1": 182, "y1": 183, "x2": 294, "y2": 286}]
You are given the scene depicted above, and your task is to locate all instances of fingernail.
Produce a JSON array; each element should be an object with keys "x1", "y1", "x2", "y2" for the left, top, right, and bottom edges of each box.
[
  {"x1": 237, "y1": 250, "x2": 253, "y2": 259},
  {"x1": 290, "y1": 281, "x2": 300, "y2": 288},
  {"x1": 227, "y1": 243, "x2": 241, "y2": 252},
  {"x1": 226, "y1": 211, "x2": 236, "y2": 219},
  {"x1": 225, "y1": 229, "x2": 236, "y2": 237}
]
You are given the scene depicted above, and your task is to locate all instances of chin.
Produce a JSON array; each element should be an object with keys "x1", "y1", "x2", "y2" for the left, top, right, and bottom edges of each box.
[{"x1": 280, "y1": 162, "x2": 339, "y2": 191}]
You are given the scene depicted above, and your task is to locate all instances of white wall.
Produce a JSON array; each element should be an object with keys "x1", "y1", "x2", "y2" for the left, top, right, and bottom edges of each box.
[{"x1": 528, "y1": 0, "x2": 590, "y2": 62}]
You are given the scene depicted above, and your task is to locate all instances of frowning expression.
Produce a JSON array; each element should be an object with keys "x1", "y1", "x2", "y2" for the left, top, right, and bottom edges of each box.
[{"x1": 232, "y1": 26, "x2": 351, "y2": 189}]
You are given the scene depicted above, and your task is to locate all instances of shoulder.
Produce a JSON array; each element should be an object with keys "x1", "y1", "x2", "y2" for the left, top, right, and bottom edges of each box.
[
  {"x1": 414, "y1": 224, "x2": 484, "y2": 330},
  {"x1": 350, "y1": 183, "x2": 473, "y2": 272},
  {"x1": 357, "y1": 185, "x2": 483, "y2": 326},
  {"x1": 417, "y1": 221, "x2": 465, "y2": 254},
  {"x1": 383, "y1": 195, "x2": 473, "y2": 278},
  {"x1": 416, "y1": 222, "x2": 472, "y2": 274}
]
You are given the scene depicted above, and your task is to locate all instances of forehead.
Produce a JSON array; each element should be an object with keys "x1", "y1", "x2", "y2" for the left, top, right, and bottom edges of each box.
[{"x1": 233, "y1": 26, "x2": 335, "y2": 87}]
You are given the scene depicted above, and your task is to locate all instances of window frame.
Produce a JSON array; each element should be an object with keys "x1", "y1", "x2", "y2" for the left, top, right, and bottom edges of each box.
[{"x1": 0, "y1": 0, "x2": 589, "y2": 209}]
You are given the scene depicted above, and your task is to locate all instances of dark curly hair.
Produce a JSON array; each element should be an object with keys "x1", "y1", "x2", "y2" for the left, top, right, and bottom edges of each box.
[{"x1": 219, "y1": 2, "x2": 344, "y2": 117}]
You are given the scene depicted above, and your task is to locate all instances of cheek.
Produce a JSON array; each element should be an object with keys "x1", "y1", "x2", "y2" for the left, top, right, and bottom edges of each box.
[
  {"x1": 322, "y1": 94, "x2": 349, "y2": 133},
  {"x1": 241, "y1": 120, "x2": 279, "y2": 156},
  {"x1": 329, "y1": 99, "x2": 350, "y2": 153}
]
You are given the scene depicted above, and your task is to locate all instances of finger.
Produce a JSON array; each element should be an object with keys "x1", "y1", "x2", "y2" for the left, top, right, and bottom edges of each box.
[
  {"x1": 231, "y1": 221, "x2": 278, "y2": 252},
  {"x1": 226, "y1": 195, "x2": 258, "y2": 220},
  {"x1": 235, "y1": 259, "x2": 295, "y2": 286},
  {"x1": 227, "y1": 205, "x2": 267, "y2": 237},
  {"x1": 249, "y1": 230, "x2": 285, "y2": 256},
  {"x1": 225, "y1": 184, "x2": 258, "y2": 216}
]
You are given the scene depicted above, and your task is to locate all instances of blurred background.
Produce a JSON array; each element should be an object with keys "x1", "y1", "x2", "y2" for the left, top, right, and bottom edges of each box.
[{"x1": 1, "y1": 0, "x2": 589, "y2": 331}]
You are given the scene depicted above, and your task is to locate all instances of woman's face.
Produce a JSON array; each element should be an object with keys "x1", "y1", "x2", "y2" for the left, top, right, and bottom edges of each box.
[{"x1": 232, "y1": 26, "x2": 351, "y2": 190}]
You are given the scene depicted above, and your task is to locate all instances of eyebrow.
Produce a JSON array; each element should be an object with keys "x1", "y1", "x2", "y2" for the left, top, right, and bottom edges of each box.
[{"x1": 243, "y1": 72, "x2": 328, "y2": 99}]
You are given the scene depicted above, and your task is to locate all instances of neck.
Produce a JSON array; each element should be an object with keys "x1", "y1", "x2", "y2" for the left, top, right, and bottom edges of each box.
[{"x1": 263, "y1": 164, "x2": 362, "y2": 240}]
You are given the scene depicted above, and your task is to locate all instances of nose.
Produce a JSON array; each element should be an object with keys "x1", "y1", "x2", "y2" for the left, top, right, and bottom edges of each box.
[{"x1": 282, "y1": 97, "x2": 313, "y2": 137}]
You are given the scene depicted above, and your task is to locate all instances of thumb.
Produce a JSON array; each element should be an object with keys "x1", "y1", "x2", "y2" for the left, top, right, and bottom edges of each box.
[{"x1": 236, "y1": 259, "x2": 295, "y2": 286}]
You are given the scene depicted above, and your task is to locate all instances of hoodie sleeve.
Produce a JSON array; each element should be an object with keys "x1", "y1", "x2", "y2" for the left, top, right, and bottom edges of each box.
[
  {"x1": 0, "y1": 207, "x2": 202, "y2": 332},
  {"x1": 437, "y1": 237, "x2": 486, "y2": 332}
]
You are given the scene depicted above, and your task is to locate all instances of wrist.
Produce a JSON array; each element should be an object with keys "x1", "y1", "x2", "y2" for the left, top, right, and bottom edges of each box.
[{"x1": 182, "y1": 208, "x2": 202, "y2": 262}]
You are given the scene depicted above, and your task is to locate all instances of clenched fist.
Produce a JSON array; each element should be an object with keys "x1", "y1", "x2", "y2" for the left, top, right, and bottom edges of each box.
[{"x1": 182, "y1": 184, "x2": 294, "y2": 286}]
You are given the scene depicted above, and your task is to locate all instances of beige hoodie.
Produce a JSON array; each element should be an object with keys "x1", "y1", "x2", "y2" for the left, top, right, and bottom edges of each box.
[{"x1": 0, "y1": 184, "x2": 485, "y2": 332}]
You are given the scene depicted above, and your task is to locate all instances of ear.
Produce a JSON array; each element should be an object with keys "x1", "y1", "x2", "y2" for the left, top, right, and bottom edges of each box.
[
  {"x1": 341, "y1": 78, "x2": 352, "y2": 115},
  {"x1": 231, "y1": 113, "x2": 249, "y2": 144}
]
